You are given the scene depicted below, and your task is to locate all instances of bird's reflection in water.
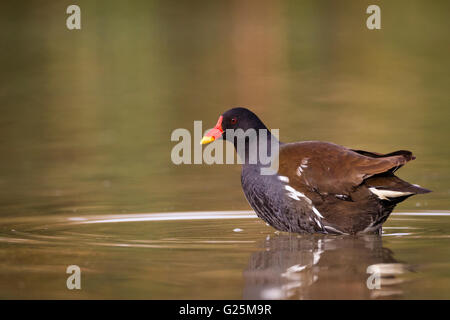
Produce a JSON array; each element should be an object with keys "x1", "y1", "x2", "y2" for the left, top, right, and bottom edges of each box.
[{"x1": 243, "y1": 234, "x2": 411, "y2": 299}]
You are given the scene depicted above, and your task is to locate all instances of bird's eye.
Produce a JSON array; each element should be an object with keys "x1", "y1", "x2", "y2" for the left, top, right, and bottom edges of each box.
[{"x1": 231, "y1": 117, "x2": 237, "y2": 124}]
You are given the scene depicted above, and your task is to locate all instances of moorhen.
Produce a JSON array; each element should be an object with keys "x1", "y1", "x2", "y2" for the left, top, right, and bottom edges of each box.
[{"x1": 200, "y1": 107, "x2": 430, "y2": 235}]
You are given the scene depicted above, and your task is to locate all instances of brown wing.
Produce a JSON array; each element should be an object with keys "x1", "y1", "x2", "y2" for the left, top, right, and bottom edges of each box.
[{"x1": 278, "y1": 141, "x2": 415, "y2": 196}]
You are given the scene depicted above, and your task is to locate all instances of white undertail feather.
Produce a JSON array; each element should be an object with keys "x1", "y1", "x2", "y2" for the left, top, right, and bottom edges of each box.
[{"x1": 369, "y1": 187, "x2": 413, "y2": 201}]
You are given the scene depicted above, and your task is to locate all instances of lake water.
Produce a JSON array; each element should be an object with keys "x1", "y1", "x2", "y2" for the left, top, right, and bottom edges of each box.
[
  {"x1": 0, "y1": 1, "x2": 449, "y2": 299},
  {"x1": 0, "y1": 211, "x2": 449, "y2": 299}
]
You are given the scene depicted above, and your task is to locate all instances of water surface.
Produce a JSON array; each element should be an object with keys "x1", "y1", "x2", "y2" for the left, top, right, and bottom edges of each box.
[{"x1": 1, "y1": 211, "x2": 449, "y2": 299}]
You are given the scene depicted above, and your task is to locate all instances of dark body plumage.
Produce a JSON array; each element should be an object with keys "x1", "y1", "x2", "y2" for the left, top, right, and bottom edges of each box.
[{"x1": 205, "y1": 108, "x2": 431, "y2": 235}]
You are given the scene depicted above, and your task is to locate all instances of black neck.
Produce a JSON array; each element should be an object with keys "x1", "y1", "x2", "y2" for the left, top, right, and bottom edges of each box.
[{"x1": 232, "y1": 128, "x2": 280, "y2": 166}]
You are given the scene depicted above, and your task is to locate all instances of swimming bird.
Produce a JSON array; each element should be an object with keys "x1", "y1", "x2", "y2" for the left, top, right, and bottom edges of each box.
[{"x1": 200, "y1": 107, "x2": 431, "y2": 235}]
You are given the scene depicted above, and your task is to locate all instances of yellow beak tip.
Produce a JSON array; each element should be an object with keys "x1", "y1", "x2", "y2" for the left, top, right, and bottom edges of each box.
[{"x1": 200, "y1": 136, "x2": 215, "y2": 145}]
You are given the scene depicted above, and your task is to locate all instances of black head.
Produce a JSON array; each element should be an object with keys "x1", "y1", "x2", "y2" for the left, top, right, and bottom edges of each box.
[
  {"x1": 221, "y1": 107, "x2": 268, "y2": 132},
  {"x1": 200, "y1": 107, "x2": 269, "y2": 145}
]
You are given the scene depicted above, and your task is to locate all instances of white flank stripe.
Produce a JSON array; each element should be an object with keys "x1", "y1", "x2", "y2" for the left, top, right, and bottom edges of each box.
[
  {"x1": 324, "y1": 225, "x2": 345, "y2": 234},
  {"x1": 284, "y1": 185, "x2": 312, "y2": 205},
  {"x1": 314, "y1": 218, "x2": 322, "y2": 228},
  {"x1": 312, "y1": 207, "x2": 324, "y2": 219}
]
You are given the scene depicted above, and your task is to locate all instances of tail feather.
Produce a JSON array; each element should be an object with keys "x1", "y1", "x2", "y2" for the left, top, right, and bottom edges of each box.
[
  {"x1": 381, "y1": 150, "x2": 416, "y2": 161},
  {"x1": 352, "y1": 149, "x2": 416, "y2": 161},
  {"x1": 366, "y1": 174, "x2": 431, "y2": 194},
  {"x1": 365, "y1": 173, "x2": 431, "y2": 203},
  {"x1": 352, "y1": 148, "x2": 430, "y2": 202},
  {"x1": 352, "y1": 149, "x2": 416, "y2": 174}
]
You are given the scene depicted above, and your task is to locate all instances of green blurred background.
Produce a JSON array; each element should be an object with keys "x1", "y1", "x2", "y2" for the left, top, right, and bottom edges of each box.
[{"x1": 0, "y1": 0, "x2": 449, "y2": 218}]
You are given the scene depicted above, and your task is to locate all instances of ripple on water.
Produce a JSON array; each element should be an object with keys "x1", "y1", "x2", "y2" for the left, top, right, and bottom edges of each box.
[
  {"x1": 0, "y1": 210, "x2": 450, "y2": 248},
  {"x1": 0, "y1": 211, "x2": 449, "y2": 299}
]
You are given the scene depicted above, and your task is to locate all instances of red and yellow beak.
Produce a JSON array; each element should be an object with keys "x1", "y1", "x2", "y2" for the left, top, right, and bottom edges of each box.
[{"x1": 200, "y1": 115, "x2": 224, "y2": 145}]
